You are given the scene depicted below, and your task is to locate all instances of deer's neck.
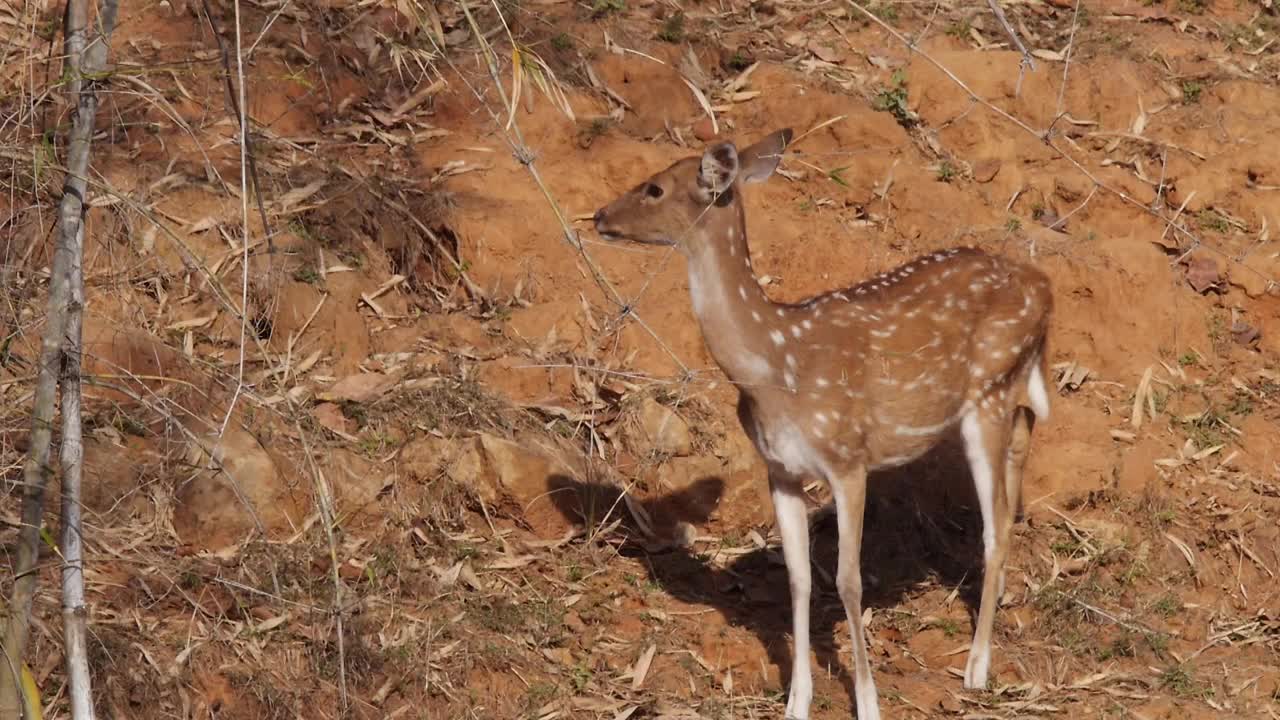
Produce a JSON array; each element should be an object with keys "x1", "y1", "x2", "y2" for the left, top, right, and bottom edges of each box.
[{"x1": 685, "y1": 207, "x2": 781, "y2": 388}]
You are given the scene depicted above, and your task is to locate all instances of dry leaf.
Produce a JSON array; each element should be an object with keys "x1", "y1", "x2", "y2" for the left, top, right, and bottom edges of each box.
[
  {"x1": 318, "y1": 372, "x2": 398, "y2": 403},
  {"x1": 631, "y1": 643, "x2": 657, "y2": 690},
  {"x1": 167, "y1": 313, "x2": 217, "y2": 331},
  {"x1": 808, "y1": 39, "x2": 843, "y2": 64}
]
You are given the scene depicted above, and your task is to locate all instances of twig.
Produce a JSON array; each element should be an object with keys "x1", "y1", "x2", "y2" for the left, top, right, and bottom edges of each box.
[
  {"x1": 1055, "y1": 0, "x2": 1084, "y2": 119},
  {"x1": 294, "y1": 417, "x2": 349, "y2": 715},
  {"x1": 985, "y1": 0, "x2": 1035, "y2": 96},
  {"x1": 1047, "y1": 184, "x2": 1098, "y2": 231}
]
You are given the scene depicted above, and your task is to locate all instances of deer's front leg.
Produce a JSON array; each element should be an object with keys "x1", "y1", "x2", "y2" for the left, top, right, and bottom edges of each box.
[{"x1": 769, "y1": 469, "x2": 812, "y2": 720}]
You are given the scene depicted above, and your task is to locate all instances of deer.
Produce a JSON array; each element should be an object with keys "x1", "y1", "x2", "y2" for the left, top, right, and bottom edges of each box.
[{"x1": 592, "y1": 128, "x2": 1053, "y2": 720}]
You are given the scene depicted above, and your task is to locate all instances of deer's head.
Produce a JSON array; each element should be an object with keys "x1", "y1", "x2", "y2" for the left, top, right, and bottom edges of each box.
[{"x1": 593, "y1": 128, "x2": 793, "y2": 252}]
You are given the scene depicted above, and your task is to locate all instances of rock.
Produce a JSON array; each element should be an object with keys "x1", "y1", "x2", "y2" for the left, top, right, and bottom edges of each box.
[
  {"x1": 400, "y1": 433, "x2": 579, "y2": 539},
  {"x1": 1184, "y1": 254, "x2": 1222, "y2": 294},
  {"x1": 400, "y1": 435, "x2": 485, "y2": 498},
  {"x1": 972, "y1": 158, "x2": 1001, "y2": 183},
  {"x1": 636, "y1": 398, "x2": 694, "y2": 456},
  {"x1": 174, "y1": 428, "x2": 307, "y2": 551},
  {"x1": 476, "y1": 433, "x2": 579, "y2": 538},
  {"x1": 313, "y1": 402, "x2": 353, "y2": 436},
  {"x1": 692, "y1": 116, "x2": 717, "y2": 142},
  {"x1": 1230, "y1": 253, "x2": 1280, "y2": 298}
]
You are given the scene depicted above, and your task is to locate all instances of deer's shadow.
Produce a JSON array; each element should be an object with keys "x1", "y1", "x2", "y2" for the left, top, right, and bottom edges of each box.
[{"x1": 546, "y1": 429, "x2": 992, "y2": 707}]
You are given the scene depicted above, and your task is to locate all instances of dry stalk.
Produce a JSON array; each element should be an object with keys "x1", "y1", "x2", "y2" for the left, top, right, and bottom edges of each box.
[{"x1": 294, "y1": 416, "x2": 349, "y2": 715}]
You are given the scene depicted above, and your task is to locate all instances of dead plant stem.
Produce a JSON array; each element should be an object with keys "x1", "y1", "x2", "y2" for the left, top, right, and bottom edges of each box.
[{"x1": 294, "y1": 417, "x2": 349, "y2": 715}]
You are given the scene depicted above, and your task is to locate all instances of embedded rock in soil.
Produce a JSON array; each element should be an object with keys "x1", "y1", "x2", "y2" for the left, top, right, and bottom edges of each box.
[
  {"x1": 633, "y1": 397, "x2": 694, "y2": 456},
  {"x1": 174, "y1": 428, "x2": 308, "y2": 551},
  {"x1": 399, "y1": 433, "x2": 579, "y2": 539},
  {"x1": 476, "y1": 433, "x2": 580, "y2": 539}
]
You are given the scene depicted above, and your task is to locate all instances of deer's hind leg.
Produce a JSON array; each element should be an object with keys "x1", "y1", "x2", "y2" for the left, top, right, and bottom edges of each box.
[
  {"x1": 959, "y1": 400, "x2": 1015, "y2": 691},
  {"x1": 1005, "y1": 406, "x2": 1035, "y2": 525}
]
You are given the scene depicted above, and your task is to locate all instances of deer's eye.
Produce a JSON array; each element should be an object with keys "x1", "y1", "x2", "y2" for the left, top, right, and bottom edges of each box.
[{"x1": 644, "y1": 183, "x2": 664, "y2": 199}]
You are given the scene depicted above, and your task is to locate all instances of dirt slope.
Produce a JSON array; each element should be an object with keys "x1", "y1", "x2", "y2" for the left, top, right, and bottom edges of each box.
[{"x1": 1, "y1": 0, "x2": 1279, "y2": 718}]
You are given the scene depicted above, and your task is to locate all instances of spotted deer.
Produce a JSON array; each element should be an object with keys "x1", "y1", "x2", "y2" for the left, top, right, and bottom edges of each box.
[{"x1": 592, "y1": 129, "x2": 1053, "y2": 720}]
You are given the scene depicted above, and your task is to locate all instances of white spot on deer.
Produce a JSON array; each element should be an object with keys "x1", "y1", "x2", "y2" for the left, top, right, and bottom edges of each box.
[
  {"x1": 832, "y1": 318, "x2": 850, "y2": 328},
  {"x1": 738, "y1": 285, "x2": 748, "y2": 300},
  {"x1": 836, "y1": 445, "x2": 853, "y2": 460},
  {"x1": 770, "y1": 330, "x2": 785, "y2": 346},
  {"x1": 870, "y1": 327, "x2": 895, "y2": 339},
  {"x1": 790, "y1": 325, "x2": 802, "y2": 338},
  {"x1": 802, "y1": 319, "x2": 812, "y2": 330},
  {"x1": 777, "y1": 308, "x2": 786, "y2": 317},
  {"x1": 816, "y1": 377, "x2": 829, "y2": 387},
  {"x1": 784, "y1": 370, "x2": 797, "y2": 389},
  {"x1": 751, "y1": 310, "x2": 762, "y2": 323},
  {"x1": 815, "y1": 412, "x2": 829, "y2": 424}
]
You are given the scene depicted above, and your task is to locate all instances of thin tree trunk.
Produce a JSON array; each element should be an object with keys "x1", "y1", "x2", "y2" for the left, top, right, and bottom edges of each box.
[
  {"x1": 0, "y1": 0, "x2": 116, "y2": 715},
  {"x1": 59, "y1": 217, "x2": 92, "y2": 719}
]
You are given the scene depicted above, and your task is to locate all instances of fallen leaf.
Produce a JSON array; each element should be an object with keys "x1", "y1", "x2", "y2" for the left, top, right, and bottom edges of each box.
[
  {"x1": 808, "y1": 39, "x2": 843, "y2": 63},
  {"x1": 631, "y1": 644, "x2": 657, "y2": 690},
  {"x1": 317, "y1": 372, "x2": 397, "y2": 403}
]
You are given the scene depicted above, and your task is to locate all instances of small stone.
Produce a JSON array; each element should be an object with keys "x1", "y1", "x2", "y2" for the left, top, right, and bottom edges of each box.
[
  {"x1": 1185, "y1": 254, "x2": 1222, "y2": 294},
  {"x1": 692, "y1": 116, "x2": 717, "y2": 141},
  {"x1": 313, "y1": 402, "x2": 352, "y2": 436},
  {"x1": 637, "y1": 398, "x2": 694, "y2": 456},
  {"x1": 972, "y1": 158, "x2": 1001, "y2": 183}
]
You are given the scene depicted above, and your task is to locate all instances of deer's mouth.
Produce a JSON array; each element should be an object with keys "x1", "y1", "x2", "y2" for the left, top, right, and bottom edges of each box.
[{"x1": 596, "y1": 228, "x2": 675, "y2": 246}]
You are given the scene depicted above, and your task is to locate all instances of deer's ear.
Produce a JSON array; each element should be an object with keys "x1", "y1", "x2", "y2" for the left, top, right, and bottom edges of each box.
[
  {"x1": 738, "y1": 128, "x2": 793, "y2": 184},
  {"x1": 698, "y1": 142, "x2": 739, "y2": 195}
]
